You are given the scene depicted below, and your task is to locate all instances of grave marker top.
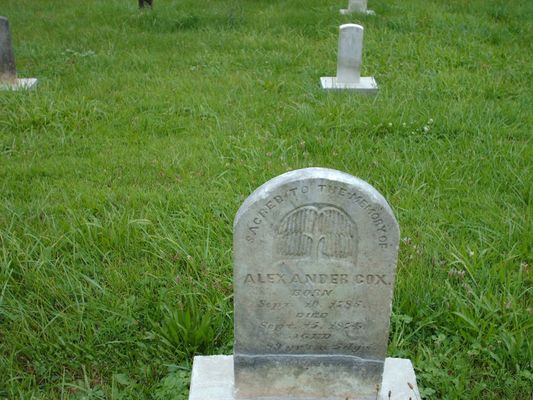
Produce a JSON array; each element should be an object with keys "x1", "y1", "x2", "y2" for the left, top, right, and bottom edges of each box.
[{"x1": 233, "y1": 167, "x2": 400, "y2": 399}]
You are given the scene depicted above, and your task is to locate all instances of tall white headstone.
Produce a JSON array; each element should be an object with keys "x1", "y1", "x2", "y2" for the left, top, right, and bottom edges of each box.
[
  {"x1": 0, "y1": 16, "x2": 37, "y2": 91},
  {"x1": 321, "y1": 24, "x2": 378, "y2": 93},
  {"x1": 340, "y1": 0, "x2": 375, "y2": 15},
  {"x1": 188, "y1": 168, "x2": 420, "y2": 400}
]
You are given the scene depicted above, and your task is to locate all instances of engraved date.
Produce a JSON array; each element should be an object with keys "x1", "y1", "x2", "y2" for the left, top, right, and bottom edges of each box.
[{"x1": 257, "y1": 300, "x2": 290, "y2": 310}]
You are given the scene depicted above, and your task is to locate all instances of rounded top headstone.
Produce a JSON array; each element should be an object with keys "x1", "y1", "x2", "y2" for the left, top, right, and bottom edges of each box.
[
  {"x1": 233, "y1": 167, "x2": 400, "y2": 398},
  {"x1": 235, "y1": 167, "x2": 396, "y2": 229}
]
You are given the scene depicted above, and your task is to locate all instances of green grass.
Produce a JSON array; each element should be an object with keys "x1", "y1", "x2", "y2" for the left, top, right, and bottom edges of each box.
[{"x1": 0, "y1": 0, "x2": 532, "y2": 398}]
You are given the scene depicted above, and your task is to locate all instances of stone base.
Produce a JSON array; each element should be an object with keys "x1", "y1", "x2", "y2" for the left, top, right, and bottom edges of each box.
[
  {"x1": 0, "y1": 78, "x2": 38, "y2": 91},
  {"x1": 340, "y1": 9, "x2": 375, "y2": 15},
  {"x1": 189, "y1": 355, "x2": 420, "y2": 400},
  {"x1": 320, "y1": 76, "x2": 378, "y2": 93}
]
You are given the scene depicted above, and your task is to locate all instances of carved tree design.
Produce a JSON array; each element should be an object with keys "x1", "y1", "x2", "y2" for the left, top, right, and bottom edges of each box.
[{"x1": 276, "y1": 205, "x2": 356, "y2": 260}]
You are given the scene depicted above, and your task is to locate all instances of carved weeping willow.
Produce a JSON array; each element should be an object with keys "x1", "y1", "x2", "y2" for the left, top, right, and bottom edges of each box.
[{"x1": 276, "y1": 205, "x2": 357, "y2": 260}]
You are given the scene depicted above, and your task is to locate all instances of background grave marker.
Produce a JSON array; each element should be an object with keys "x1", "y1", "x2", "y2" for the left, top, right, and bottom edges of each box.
[
  {"x1": 321, "y1": 24, "x2": 378, "y2": 93},
  {"x1": 0, "y1": 16, "x2": 37, "y2": 90},
  {"x1": 340, "y1": 0, "x2": 376, "y2": 15}
]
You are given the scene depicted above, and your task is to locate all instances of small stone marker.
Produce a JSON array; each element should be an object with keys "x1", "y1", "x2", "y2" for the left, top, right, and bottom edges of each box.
[
  {"x1": 189, "y1": 168, "x2": 420, "y2": 400},
  {"x1": 340, "y1": 0, "x2": 375, "y2": 15},
  {"x1": 138, "y1": 0, "x2": 153, "y2": 9},
  {"x1": 320, "y1": 24, "x2": 378, "y2": 93},
  {"x1": 0, "y1": 16, "x2": 37, "y2": 90},
  {"x1": 0, "y1": 17, "x2": 16, "y2": 83}
]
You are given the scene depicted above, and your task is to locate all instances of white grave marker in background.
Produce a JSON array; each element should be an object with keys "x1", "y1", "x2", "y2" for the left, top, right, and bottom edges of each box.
[
  {"x1": 340, "y1": 0, "x2": 375, "y2": 15},
  {"x1": 321, "y1": 24, "x2": 378, "y2": 93}
]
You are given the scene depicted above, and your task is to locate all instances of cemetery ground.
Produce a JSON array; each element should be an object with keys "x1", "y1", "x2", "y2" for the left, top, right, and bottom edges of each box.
[{"x1": 0, "y1": 0, "x2": 531, "y2": 398}]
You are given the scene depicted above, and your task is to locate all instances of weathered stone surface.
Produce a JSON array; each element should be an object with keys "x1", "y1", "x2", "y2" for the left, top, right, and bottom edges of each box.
[
  {"x1": 320, "y1": 24, "x2": 378, "y2": 93},
  {"x1": 189, "y1": 356, "x2": 420, "y2": 400},
  {"x1": 233, "y1": 168, "x2": 399, "y2": 399},
  {"x1": 0, "y1": 16, "x2": 17, "y2": 83}
]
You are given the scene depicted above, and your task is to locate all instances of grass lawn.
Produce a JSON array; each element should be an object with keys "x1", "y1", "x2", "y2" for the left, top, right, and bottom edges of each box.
[{"x1": 0, "y1": 0, "x2": 532, "y2": 398}]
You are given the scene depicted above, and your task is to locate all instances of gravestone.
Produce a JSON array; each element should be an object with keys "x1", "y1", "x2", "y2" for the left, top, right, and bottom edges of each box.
[
  {"x1": 320, "y1": 24, "x2": 378, "y2": 93},
  {"x1": 189, "y1": 168, "x2": 420, "y2": 400},
  {"x1": 340, "y1": 0, "x2": 375, "y2": 15},
  {"x1": 138, "y1": 0, "x2": 153, "y2": 9},
  {"x1": 0, "y1": 16, "x2": 37, "y2": 90},
  {"x1": 0, "y1": 17, "x2": 16, "y2": 83}
]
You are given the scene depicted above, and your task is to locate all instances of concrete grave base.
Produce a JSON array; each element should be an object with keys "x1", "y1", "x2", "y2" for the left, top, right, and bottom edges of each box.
[
  {"x1": 0, "y1": 78, "x2": 38, "y2": 91},
  {"x1": 189, "y1": 355, "x2": 420, "y2": 400},
  {"x1": 339, "y1": 8, "x2": 375, "y2": 15},
  {"x1": 320, "y1": 76, "x2": 378, "y2": 93}
]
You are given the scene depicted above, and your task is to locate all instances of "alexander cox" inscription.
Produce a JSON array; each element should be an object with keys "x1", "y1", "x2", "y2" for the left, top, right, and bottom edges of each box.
[{"x1": 243, "y1": 272, "x2": 391, "y2": 285}]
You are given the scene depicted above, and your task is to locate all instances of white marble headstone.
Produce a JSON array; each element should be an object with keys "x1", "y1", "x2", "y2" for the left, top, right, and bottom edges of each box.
[{"x1": 320, "y1": 24, "x2": 378, "y2": 93}]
